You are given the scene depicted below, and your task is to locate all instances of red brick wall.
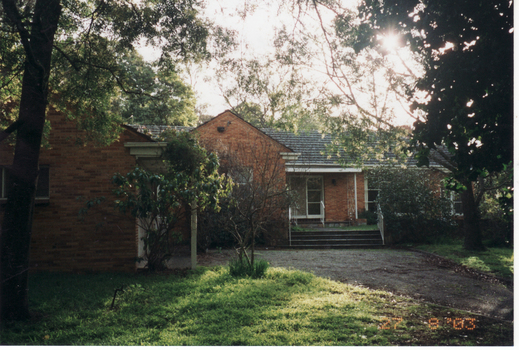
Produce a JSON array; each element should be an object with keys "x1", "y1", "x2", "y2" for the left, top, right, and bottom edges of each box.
[
  {"x1": 323, "y1": 173, "x2": 365, "y2": 222},
  {"x1": 288, "y1": 172, "x2": 366, "y2": 224},
  {"x1": 195, "y1": 111, "x2": 292, "y2": 242},
  {"x1": 0, "y1": 108, "x2": 149, "y2": 272}
]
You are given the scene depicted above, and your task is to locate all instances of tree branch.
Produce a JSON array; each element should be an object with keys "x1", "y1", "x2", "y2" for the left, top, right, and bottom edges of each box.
[
  {"x1": 0, "y1": 119, "x2": 24, "y2": 143},
  {"x1": 1, "y1": 0, "x2": 44, "y2": 74}
]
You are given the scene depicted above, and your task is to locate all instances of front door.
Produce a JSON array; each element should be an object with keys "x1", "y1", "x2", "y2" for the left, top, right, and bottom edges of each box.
[{"x1": 289, "y1": 176, "x2": 323, "y2": 219}]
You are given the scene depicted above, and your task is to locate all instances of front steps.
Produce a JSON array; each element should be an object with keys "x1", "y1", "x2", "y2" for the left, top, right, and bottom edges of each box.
[{"x1": 286, "y1": 228, "x2": 384, "y2": 249}]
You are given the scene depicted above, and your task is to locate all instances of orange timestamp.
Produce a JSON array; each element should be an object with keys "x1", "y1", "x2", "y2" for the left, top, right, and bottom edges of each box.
[{"x1": 379, "y1": 317, "x2": 477, "y2": 330}]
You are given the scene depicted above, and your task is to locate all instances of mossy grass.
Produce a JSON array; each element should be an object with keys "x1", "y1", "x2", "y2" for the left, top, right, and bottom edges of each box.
[
  {"x1": 1, "y1": 267, "x2": 512, "y2": 346},
  {"x1": 415, "y1": 239, "x2": 513, "y2": 280}
]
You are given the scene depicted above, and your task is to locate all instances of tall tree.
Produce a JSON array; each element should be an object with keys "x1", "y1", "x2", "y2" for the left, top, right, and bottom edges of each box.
[
  {"x1": 356, "y1": 0, "x2": 513, "y2": 250},
  {"x1": 111, "y1": 52, "x2": 199, "y2": 126},
  {"x1": 0, "y1": 0, "x2": 209, "y2": 322}
]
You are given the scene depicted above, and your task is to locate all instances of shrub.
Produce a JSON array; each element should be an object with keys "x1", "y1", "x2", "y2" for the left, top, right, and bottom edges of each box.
[
  {"x1": 359, "y1": 210, "x2": 378, "y2": 225},
  {"x1": 367, "y1": 167, "x2": 457, "y2": 244},
  {"x1": 229, "y1": 257, "x2": 269, "y2": 278}
]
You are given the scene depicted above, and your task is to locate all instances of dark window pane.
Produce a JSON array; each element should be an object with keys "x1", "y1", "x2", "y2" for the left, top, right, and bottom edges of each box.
[
  {"x1": 368, "y1": 189, "x2": 379, "y2": 202},
  {"x1": 307, "y1": 177, "x2": 322, "y2": 190},
  {"x1": 308, "y1": 190, "x2": 321, "y2": 202},
  {"x1": 308, "y1": 203, "x2": 321, "y2": 215}
]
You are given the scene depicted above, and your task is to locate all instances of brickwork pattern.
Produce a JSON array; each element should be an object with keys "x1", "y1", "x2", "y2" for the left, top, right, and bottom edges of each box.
[
  {"x1": 195, "y1": 111, "x2": 292, "y2": 242},
  {"x1": 0, "y1": 108, "x2": 149, "y2": 272}
]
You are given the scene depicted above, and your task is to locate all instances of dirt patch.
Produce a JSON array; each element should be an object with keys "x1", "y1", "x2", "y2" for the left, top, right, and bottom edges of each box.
[{"x1": 192, "y1": 248, "x2": 513, "y2": 321}]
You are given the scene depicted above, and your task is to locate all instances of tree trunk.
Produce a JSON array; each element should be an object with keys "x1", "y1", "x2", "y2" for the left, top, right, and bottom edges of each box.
[
  {"x1": 460, "y1": 181, "x2": 485, "y2": 251},
  {"x1": 1, "y1": 0, "x2": 61, "y2": 323}
]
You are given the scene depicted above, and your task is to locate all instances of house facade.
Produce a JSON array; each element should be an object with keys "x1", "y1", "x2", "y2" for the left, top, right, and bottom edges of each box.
[
  {"x1": 0, "y1": 109, "x2": 449, "y2": 272},
  {"x1": 0, "y1": 107, "x2": 154, "y2": 272},
  {"x1": 194, "y1": 111, "x2": 368, "y2": 230}
]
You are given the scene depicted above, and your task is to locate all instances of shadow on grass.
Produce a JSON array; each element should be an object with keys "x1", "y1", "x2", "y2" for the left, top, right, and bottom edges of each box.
[{"x1": 1, "y1": 267, "x2": 513, "y2": 346}]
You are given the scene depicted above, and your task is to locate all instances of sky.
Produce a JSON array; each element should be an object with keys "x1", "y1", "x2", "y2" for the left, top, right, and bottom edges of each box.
[{"x1": 138, "y1": 0, "x2": 417, "y2": 126}]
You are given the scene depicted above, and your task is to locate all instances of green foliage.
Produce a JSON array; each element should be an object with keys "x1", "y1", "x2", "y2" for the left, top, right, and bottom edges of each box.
[
  {"x1": 367, "y1": 167, "x2": 456, "y2": 244},
  {"x1": 1, "y1": 0, "x2": 210, "y2": 144},
  {"x1": 358, "y1": 0, "x2": 512, "y2": 182},
  {"x1": 111, "y1": 168, "x2": 183, "y2": 270},
  {"x1": 213, "y1": 56, "x2": 333, "y2": 132},
  {"x1": 111, "y1": 53, "x2": 198, "y2": 126},
  {"x1": 110, "y1": 133, "x2": 230, "y2": 270},
  {"x1": 228, "y1": 257, "x2": 269, "y2": 278},
  {"x1": 359, "y1": 210, "x2": 378, "y2": 225},
  {"x1": 1, "y1": 269, "x2": 512, "y2": 345}
]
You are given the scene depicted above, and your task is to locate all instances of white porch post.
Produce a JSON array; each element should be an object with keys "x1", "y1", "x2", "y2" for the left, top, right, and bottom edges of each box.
[{"x1": 354, "y1": 173, "x2": 358, "y2": 219}]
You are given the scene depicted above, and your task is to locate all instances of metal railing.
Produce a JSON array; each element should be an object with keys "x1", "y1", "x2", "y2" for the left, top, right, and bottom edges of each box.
[
  {"x1": 320, "y1": 201, "x2": 326, "y2": 227},
  {"x1": 288, "y1": 207, "x2": 292, "y2": 246},
  {"x1": 377, "y1": 203, "x2": 385, "y2": 245}
]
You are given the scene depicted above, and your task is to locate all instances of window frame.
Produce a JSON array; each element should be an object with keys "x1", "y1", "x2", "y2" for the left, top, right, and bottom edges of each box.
[{"x1": 0, "y1": 165, "x2": 50, "y2": 204}]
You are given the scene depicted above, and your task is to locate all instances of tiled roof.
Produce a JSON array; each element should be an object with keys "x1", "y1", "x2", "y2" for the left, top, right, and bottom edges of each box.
[
  {"x1": 261, "y1": 129, "x2": 350, "y2": 166},
  {"x1": 127, "y1": 123, "x2": 448, "y2": 169}
]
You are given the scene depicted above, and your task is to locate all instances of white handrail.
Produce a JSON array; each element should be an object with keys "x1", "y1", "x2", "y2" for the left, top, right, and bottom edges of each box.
[
  {"x1": 377, "y1": 204, "x2": 385, "y2": 245},
  {"x1": 288, "y1": 206, "x2": 292, "y2": 246},
  {"x1": 320, "y1": 201, "x2": 325, "y2": 227}
]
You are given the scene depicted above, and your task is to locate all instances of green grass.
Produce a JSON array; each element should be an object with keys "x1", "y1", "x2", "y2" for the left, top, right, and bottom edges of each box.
[
  {"x1": 1, "y1": 268, "x2": 512, "y2": 346},
  {"x1": 415, "y1": 240, "x2": 514, "y2": 280}
]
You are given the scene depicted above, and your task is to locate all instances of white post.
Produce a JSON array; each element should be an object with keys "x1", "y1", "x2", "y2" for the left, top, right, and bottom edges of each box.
[{"x1": 354, "y1": 173, "x2": 358, "y2": 219}]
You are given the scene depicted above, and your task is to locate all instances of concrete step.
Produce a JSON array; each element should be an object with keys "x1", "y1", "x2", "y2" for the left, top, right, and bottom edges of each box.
[{"x1": 287, "y1": 229, "x2": 383, "y2": 248}]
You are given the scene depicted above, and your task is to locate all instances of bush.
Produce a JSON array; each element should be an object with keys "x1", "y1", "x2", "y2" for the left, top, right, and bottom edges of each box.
[
  {"x1": 359, "y1": 210, "x2": 378, "y2": 225},
  {"x1": 197, "y1": 198, "x2": 239, "y2": 250},
  {"x1": 367, "y1": 167, "x2": 457, "y2": 245},
  {"x1": 229, "y1": 257, "x2": 269, "y2": 278}
]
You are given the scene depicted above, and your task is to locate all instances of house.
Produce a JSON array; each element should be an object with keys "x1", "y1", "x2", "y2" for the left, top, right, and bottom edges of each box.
[
  {"x1": 0, "y1": 109, "x2": 449, "y2": 272},
  {"x1": 0, "y1": 107, "x2": 160, "y2": 272}
]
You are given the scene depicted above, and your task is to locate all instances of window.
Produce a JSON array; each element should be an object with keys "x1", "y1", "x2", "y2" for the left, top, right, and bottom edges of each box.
[
  {"x1": 229, "y1": 167, "x2": 253, "y2": 186},
  {"x1": 0, "y1": 166, "x2": 50, "y2": 202},
  {"x1": 365, "y1": 179, "x2": 380, "y2": 213},
  {"x1": 366, "y1": 189, "x2": 380, "y2": 213},
  {"x1": 451, "y1": 192, "x2": 463, "y2": 216},
  {"x1": 289, "y1": 176, "x2": 323, "y2": 218}
]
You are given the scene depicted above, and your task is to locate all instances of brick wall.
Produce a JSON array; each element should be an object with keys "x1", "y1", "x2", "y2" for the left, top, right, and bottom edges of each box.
[
  {"x1": 0, "y1": 107, "x2": 150, "y2": 272},
  {"x1": 195, "y1": 111, "x2": 292, "y2": 243},
  {"x1": 323, "y1": 173, "x2": 365, "y2": 222}
]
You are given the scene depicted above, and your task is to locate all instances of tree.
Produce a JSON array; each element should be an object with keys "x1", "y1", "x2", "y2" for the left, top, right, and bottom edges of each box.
[
  {"x1": 199, "y1": 136, "x2": 291, "y2": 270},
  {"x1": 0, "y1": 0, "x2": 209, "y2": 322},
  {"x1": 110, "y1": 52, "x2": 199, "y2": 126},
  {"x1": 214, "y1": 56, "x2": 334, "y2": 132},
  {"x1": 356, "y1": 0, "x2": 513, "y2": 250},
  {"x1": 111, "y1": 133, "x2": 229, "y2": 271}
]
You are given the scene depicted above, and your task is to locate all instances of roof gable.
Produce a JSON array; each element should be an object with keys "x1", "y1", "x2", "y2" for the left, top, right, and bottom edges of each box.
[{"x1": 194, "y1": 110, "x2": 293, "y2": 153}]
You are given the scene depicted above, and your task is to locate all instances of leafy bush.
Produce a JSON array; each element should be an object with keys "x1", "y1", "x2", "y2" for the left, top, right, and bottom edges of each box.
[
  {"x1": 229, "y1": 257, "x2": 269, "y2": 278},
  {"x1": 359, "y1": 210, "x2": 378, "y2": 225},
  {"x1": 367, "y1": 167, "x2": 457, "y2": 244}
]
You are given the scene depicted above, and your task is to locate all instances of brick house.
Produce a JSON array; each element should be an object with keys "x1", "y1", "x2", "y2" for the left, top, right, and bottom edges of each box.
[
  {"x1": 0, "y1": 109, "x2": 450, "y2": 272},
  {"x1": 0, "y1": 107, "x2": 156, "y2": 272},
  {"x1": 193, "y1": 110, "x2": 368, "y2": 228}
]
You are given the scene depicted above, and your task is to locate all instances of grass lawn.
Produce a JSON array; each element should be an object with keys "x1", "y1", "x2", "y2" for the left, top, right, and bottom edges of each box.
[
  {"x1": 1, "y1": 267, "x2": 512, "y2": 346},
  {"x1": 415, "y1": 240, "x2": 513, "y2": 280}
]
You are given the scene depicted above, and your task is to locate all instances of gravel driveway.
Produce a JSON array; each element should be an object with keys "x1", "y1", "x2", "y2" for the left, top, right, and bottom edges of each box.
[{"x1": 192, "y1": 248, "x2": 513, "y2": 320}]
